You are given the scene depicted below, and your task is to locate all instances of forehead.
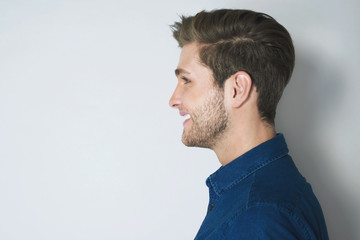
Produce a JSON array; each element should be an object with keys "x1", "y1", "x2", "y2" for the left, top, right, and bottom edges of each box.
[
  {"x1": 176, "y1": 42, "x2": 213, "y2": 80},
  {"x1": 178, "y1": 42, "x2": 201, "y2": 66}
]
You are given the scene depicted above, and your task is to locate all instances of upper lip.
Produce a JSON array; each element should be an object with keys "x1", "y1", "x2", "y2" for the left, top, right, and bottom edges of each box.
[{"x1": 180, "y1": 110, "x2": 190, "y2": 116}]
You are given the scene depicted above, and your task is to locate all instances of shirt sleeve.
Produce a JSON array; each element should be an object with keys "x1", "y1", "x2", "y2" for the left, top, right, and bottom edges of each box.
[{"x1": 222, "y1": 205, "x2": 310, "y2": 240}]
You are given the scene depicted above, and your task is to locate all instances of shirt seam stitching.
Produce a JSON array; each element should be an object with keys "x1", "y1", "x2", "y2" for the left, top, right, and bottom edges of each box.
[{"x1": 221, "y1": 149, "x2": 288, "y2": 194}]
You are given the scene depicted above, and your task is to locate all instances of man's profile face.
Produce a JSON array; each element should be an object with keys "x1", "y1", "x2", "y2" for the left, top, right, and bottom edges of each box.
[{"x1": 169, "y1": 42, "x2": 229, "y2": 149}]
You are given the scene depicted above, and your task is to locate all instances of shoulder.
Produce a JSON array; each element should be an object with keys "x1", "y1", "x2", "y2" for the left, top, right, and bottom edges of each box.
[
  {"x1": 219, "y1": 155, "x2": 322, "y2": 239},
  {"x1": 248, "y1": 155, "x2": 308, "y2": 205},
  {"x1": 221, "y1": 204, "x2": 312, "y2": 240}
]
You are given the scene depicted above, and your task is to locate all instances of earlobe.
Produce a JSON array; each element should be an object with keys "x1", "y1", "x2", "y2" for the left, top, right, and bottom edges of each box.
[{"x1": 232, "y1": 71, "x2": 252, "y2": 108}]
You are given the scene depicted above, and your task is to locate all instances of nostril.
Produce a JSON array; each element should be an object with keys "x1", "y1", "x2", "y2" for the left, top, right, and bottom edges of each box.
[
  {"x1": 169, "y1": 96, "x2": 180, "y2": 108},
  {"x1": 170, "y1": 102, "x2": 179, "y2": 108}
]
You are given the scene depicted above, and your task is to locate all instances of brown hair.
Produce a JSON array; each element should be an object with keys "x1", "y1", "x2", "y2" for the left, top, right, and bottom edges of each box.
[{"x1": 171, "y1": 9, "x2": 295, "y2": 125}]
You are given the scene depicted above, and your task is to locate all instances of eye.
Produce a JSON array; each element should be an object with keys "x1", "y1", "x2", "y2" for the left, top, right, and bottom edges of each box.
[{"x1": 181, "y1": 76, "x2": 191, "y2": 84}]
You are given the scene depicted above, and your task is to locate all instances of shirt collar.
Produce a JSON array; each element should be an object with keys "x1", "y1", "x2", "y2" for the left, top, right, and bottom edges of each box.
[{"x1": 206, "y1": 133, "x2": 289, "y2": 197}]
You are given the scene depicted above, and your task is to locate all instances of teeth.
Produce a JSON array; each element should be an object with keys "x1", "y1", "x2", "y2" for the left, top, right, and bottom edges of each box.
[{"x1": 183, "y1": 114, "x2": 191, "y2": 120}]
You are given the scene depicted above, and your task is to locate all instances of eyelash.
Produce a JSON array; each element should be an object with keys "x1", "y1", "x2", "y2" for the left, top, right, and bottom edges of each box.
[{"x1": 181, "y1": 77, "x2": 191, "y2": 84}]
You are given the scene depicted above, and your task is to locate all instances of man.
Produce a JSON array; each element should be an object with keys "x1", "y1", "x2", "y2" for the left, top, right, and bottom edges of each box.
[{"x1": 169, "y1": 9, "x2": 329, "y2": 239}]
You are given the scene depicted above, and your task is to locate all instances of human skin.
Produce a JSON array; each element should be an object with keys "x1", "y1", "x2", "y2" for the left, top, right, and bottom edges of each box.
[
  {"x1": 169, "y1": 42, "x2": 276, "y2": 166},
  {"x1": 169, "y1": 42, "x2": 229, "y2": 149}
]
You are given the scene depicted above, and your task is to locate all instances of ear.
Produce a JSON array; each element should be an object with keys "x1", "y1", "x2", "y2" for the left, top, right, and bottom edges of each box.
[{"x1": 230, "y1": 71, "x2": 253, "y2": 108}]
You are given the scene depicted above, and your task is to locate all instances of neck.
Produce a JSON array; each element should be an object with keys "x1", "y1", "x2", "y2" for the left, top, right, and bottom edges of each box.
[{"x1": 213, "y1": 120, "x2": 276, "y2": 166}]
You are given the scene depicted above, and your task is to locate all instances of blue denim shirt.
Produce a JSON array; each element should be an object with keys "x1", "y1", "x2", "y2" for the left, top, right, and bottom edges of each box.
[{"x1": 194, "y1": 134, "x2": 328, "y2": 240}]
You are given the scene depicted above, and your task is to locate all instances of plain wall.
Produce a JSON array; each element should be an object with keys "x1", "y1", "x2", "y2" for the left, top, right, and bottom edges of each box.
[{"x1": 0, "y1": 0, "x2": 359, "y2": 239}]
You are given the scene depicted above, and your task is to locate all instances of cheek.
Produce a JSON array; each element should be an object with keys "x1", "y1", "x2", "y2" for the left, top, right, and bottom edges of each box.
[
  {"x1": 183, "y1": 91, "x2": 201, "y2": 108},
  {"x1": 223, "y1": 84, "x2": 234, "y2": 109}
]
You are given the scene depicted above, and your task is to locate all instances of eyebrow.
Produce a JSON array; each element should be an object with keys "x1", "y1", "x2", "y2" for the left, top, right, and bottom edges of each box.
[{"x1": 175, "y1": 68, "x2": 190, "y2": 76}]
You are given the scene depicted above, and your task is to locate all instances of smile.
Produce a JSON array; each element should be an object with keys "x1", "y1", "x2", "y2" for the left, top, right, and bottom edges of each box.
[
  {"x1": 183, "y1": 113, "x2": 191, "y2": 126},
  {"x1": 180, "y1": 111, "x2": 191, "y2": 126}
]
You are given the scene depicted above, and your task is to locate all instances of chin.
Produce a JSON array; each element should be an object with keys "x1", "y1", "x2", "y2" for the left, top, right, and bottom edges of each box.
[{"x1": 182, "y1": 136, "x2": 212, "y2": 149}]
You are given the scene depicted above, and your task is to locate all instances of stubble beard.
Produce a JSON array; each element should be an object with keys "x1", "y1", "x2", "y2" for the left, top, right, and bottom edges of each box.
[{"x1": 182, "y1": 89, "x2": 229, "y2": 149}]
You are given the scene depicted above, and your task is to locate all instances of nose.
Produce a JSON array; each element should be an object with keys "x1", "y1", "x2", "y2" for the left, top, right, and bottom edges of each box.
[{"x1": 169, "y1": 84, "x2": 182, "y2": 109}]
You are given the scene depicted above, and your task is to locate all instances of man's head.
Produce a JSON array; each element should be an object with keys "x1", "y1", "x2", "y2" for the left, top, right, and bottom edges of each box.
[
  {"x1": 170, "y1": 42, "x2": 229, "y2": 149},
  {"x1": 171, "y1": 9, "x2": 295, "y2": 125}
]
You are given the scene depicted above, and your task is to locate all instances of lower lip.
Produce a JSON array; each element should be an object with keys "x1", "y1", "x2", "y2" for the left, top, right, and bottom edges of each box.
[{"x1": 183, "y1": 118, "x2": 190, "y2": 126}]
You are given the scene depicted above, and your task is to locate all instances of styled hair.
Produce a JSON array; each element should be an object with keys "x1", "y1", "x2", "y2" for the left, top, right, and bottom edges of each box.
[{"x1": 171, "y1": 9, "x2": 295, "y2": 125}]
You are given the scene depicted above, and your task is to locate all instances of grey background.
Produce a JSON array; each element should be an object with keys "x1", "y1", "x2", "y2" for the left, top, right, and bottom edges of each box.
[{"x1": 0, "y1": 0, "x2": 359, "y2": 239}]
